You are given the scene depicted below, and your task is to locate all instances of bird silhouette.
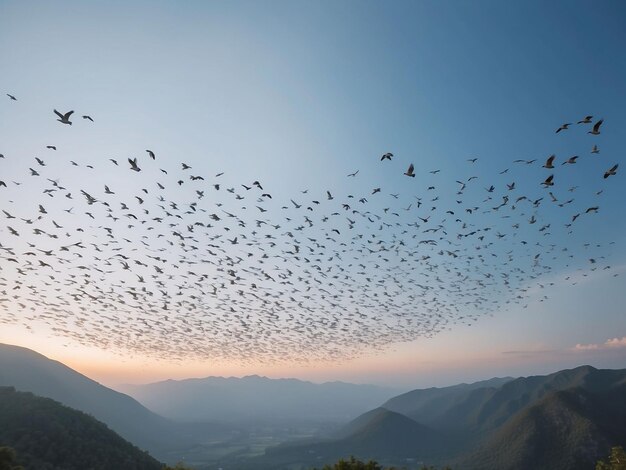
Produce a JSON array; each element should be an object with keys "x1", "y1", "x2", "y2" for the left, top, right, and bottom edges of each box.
[{"x1": 54, "y1": 109, "x2": 74, "y2": 125}]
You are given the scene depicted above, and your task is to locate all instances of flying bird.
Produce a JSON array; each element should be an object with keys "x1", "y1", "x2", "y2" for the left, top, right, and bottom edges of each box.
[
  {"x1": 54, "y1": 109, "x2": 74, "y2": 125},
  {"x1": 603, "y1": 164, "x2": 618, "y2": 179},
  {"x1": 543, "y1": 155, "x2": 556, "y2": 169},
  {"x1": 128, "y1": 158, "x2": 141, "y2": 172},
  {"x1": 555, "y1": 123, "x2": 571, "y2": 133},
  {"x1": 380, "y1": 153, "x2": 393, "y2": 161},
  {"x1": 588, "y1": 119, "x2": 603, "y2": 135},
  {"x1": 404, "y1": 164, "x2": 415, "y2": 177},
  {"x1": 542, "y1": 174, "x2": 554, "y2": 187}
]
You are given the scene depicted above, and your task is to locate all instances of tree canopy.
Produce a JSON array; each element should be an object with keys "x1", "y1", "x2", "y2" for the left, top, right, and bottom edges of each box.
[
  {"x1": 596, "y1": 447, "x2": 626, "y2": 470},
  {"x1": 315, "y1": 456, "x2": 452, "y2": 470}
]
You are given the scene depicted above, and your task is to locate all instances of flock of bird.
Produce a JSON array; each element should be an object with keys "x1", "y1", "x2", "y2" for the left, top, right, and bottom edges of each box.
[{"x1": 0, "y1": 92, "x2": 621, "y2": 364}]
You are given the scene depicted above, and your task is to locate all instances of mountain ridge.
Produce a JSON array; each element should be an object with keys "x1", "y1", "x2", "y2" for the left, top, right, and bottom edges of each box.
[
  {"x1": 0, "y1": 386, "x2": 164, "y2": 470},
  {"x1": 119, "y1": 372, "x2": 400, "y2": 425},
  {"x1": 0, "y1": 343, "x2": 229, "y2": 462}
]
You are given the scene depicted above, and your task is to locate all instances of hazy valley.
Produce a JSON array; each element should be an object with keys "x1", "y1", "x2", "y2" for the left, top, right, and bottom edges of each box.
[{"x1": 1, "y1": 343, "x2": 625, "y2": 469}]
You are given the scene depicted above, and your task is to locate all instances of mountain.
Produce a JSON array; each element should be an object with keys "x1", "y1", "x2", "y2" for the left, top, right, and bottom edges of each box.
[
  {"x1": 0, "y1": 386, "x2": 163, "y2": 470},
  {"x1": 251, "y1": 366, "x2": 626, "y2": 470},
  {"x1": 330, "y1": 407, "x2": 444, "y2": 457},
  {"x1": 119, "y1": 375, "x2": 399, "y2": 425},
  {"x1": 382, "y1": 376, "x2": 513, "y2": 428},
  {"x1": 383, "y1": 366, "x2": 626, "y2": 436},
  {"x1": 0, "y1": 343, "x2": 228, "y2": 462},
  {"x1": 241, "y1": 407, "x2": 444, "y2": 470},
  {"x1": 459, "y1": 384, "x2": 626, "y2": 470}
]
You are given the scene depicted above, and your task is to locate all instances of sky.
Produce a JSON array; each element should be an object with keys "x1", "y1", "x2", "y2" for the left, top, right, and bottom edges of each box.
[{"x1": 0, "y1": 0, "x2": 625, "y2": 390}]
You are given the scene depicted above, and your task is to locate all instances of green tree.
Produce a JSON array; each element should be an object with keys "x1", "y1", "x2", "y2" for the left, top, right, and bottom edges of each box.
[
  {"x1": 596, "y1": 446, "x2": 626, "y2": 470},
  {"x1": 319, "y1": 456, "x2": 386, "y2": 470},
  {"x1": 163, "y1": 463, "x2": 194, "y2": 470},
  {"x1": 0, "y1": 447, "x2": 24, "y2": 470}
]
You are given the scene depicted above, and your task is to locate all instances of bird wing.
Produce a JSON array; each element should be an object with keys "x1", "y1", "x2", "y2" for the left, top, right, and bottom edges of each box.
[{"x1": 593, "y1": 119, "x2": 603, "y2": 132}]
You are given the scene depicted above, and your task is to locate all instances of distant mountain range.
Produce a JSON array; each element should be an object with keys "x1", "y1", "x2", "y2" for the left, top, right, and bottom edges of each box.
[
  {"x1": 0, "y1": 343, "x2": 230, "y2": 463},
  {"x1": 119, "y1": 375, "x2": 399, "y2": 425},
  {"x1": 2, "y1": 342, "x2": 625, "y2": 470},
  {"x1": 0, "y1": 386, "x2": 163, "y2": 470},
  {"x1": 244, "y1": 365, "x2": 626, "y2": 470}
]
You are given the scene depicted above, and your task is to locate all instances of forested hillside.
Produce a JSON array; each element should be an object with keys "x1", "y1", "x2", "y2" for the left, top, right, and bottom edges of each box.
[{"x1": 0, "y1": 387, "x2": 163, "y2": 470}]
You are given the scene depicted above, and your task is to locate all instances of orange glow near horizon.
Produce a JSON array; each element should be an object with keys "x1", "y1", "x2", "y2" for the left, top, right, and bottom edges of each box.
[{"x1": 4, "y1": 310, "x2": 626, "y2": 391}]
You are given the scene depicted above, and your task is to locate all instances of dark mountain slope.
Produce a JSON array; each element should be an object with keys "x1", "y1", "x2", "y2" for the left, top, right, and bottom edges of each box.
[
  {"x1": 0, "y1": 386, "x2": 163, "y2": 470},
  {"x1": 0, "y1": 343, "x2": 227, "y2": 461},
  {"x1": 382, "y1": 376, "x2": 512, "y2": 426},
  {"x1": 383, "y1": 365, "x2": 626, "y2": 437},
  {"x1": 451, "y1": 365, "x2": 626, "y2": 433},
  {"x1": 458, "y1": 384, "x2": 626, "y2": 470}
]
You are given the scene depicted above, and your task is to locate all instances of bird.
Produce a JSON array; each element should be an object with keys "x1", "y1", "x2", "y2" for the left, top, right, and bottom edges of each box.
[
  {"x1": 128, "y1": 158, "x2": 141, "y2": 172},
  {"x1": 467, "y1": 158, "x2": 478, "y2": 163},
  {"x1": 46, "y1": 146, "x2": 57, "y2": 150},
  {"x1": 146, "y1": 150, "x2": 156, "y2": 160},
  {"x1": 380, "y1": 153, "x2": 393, "y2": 161},
  {"x1": 542, "y1": 175, "x2": 554, "y2": 187},
  {"x1": 577, "y1": 115, "x2": 593, "y2": 124},
  {"x1": 82, "y1": 115, "x2": 94, "y2": 122},
  {"x1": 603, "y1": 164, "x2": 618, "y2": 179},
  {"x1": 591, "y1": 145, "x2": 599, "y2": 154},
  {"x1": 588, "y1": 119, "x2": 603, "y2": 135},
  {"x1": 562, "y1": 156, "x2": 578, "y2": 165},
  {"x1": 543, "y1": 155, "x2": 556, "y2": 169},
  {"x1": 404, "y1": 164, "x2": 415, "y2": 177},
  {"x1": 347, "y1": 170, "x2": 359, "y2": 177},
  {"x1": 6, "y1": 93, "x2": 17, "y2": 101},
  {"x1": 54, "y1": 109, "x2": 74, "y2": 125},
  {"x1": 555, "y1": 123, "x2": 571, "y2": 133}
]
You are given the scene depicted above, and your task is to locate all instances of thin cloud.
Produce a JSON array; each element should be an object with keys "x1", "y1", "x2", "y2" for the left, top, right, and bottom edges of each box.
[
  {"x1": 573, "y1": 336, "x2": 626, "y2": 351},
  {"x1": 606, "y1": 337, "x2": 626, "y2": 348},
  {"x1": 574, "y1": 343, "x2": 600, "y2": 351}
]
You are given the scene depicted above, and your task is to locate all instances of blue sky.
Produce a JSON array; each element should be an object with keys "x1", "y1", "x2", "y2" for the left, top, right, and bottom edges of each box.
[{"x1": 0, "y1": 0, "x2": 625, "y2": 387}]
